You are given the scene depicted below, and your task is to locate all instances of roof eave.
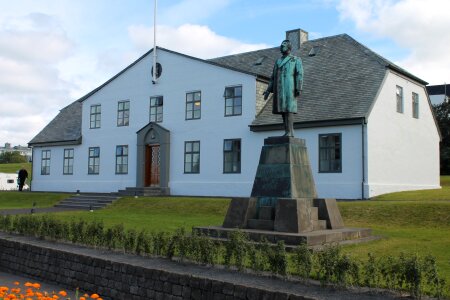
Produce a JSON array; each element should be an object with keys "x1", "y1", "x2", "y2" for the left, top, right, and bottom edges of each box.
[
  {"x1": 249, "y1": 117, "x2": 366, "y2": 132},
  {"x1": 28, "y1": 137, "x2": 82, "y2": 147}
]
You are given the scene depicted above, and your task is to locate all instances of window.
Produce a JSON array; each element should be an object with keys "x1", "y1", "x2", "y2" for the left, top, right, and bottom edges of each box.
[
  {"x1": 117, "y1": 101, "x2": 130, "y2": 126},
  {"x1": 88, "y1": 147, "x2": 100, "y2": 174},
  {"x1": 63, "y1": 149, "x2": 74, "y2": 175},
  {"x1": 396, "y1": 85, "x2": 403, "y2": 113},
  {"x1": 150, "y1": 96, "x2": 163, "y2": 122},
  {"x1": 224, "y1": 86, "x2": 242, "y2": 116},
  {"x1": 186, "y1": 91, "x2": 201, "y2": 120},
  {"x1": 319, "y1": 134, "x2": 342, "y2": 173},
  {"x1": 116, "y1": 145, "x2": 128, "y2": 174},
  {"x1": 184, "y1": 141, "x2": 200, "y2": 173},
  {"x1": 90, "y1": 105, "x2": 101, "y2": 129},
  {"x1": 412, "y1": 92, "x2": 419, "y2": 118},
  {"x1": 223, "y1": 139, "x2": 241, "y2": 173},
  {"x1": 41, "y1": 150, "x2": 51, "y2": 175}
]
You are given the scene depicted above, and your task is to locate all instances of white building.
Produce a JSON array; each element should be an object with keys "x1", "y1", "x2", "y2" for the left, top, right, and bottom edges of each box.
[
  {"x1": 28, "y1": 29, "x2": 441, "y2": 199},
  {"x1": 0, "y1": 143, "x2": 32, "y2": 161}
]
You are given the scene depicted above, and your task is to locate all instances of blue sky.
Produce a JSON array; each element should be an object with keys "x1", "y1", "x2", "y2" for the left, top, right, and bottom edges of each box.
[{"x1": 1, "y1": 0, "x2": 449, "y2": 146}]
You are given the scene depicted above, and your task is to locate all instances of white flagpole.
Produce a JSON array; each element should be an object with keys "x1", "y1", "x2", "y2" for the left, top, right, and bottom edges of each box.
[{"x1": 152, "y1": 0, "x2": 158, "y2": 84}]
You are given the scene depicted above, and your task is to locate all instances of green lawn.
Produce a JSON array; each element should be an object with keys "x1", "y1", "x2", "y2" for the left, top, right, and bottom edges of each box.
[
  {"x1": 1, "y1": 173, "x2": 449, "y2": 287},
  {"x1": 0, "y1": 191, "x2": 69, "y2": 209},
  {"x1": 0, "y1": 162, "x2": 32, "y2": 174},
  {"x1": 50, "y1": 196, "x2": 230, "y2": 232}
]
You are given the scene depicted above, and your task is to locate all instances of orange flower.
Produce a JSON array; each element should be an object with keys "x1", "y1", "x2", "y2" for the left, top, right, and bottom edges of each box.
[
  {"x1": 24, "y1": 282, "x2": 33, "y2": 287},
  {"x1": 0, "y1": 286, "x2": 9, "y2": 292},
  {"x1": 52, "y1": 295, "x2": 59, "y2": 299},
  {"x1": 58, "y1": 290, "x2": 67, "y2": 297},
  {"x1": 32, "y1": 283, "x2": 41, "y2": 289},
  {"x1": 13, "y1": 281, "x2": 20, "y2": 286},
  {"x1": 90, "y1": 294, "x2": 100, "y2": 299},
  {"x1": 79, "y1": 297, "x2": 86, "y2": 300}
]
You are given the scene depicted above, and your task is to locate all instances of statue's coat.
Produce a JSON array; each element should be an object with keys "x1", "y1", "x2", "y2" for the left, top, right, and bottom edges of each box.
[{"x1": 267, "y1": 55, "x2": 303, "y2": 114}]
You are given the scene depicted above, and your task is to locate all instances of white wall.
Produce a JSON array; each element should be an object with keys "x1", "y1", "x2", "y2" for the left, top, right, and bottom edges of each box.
[
  {"x1": 31, "y1": 50, "x2": 258, "y2": 193},
  {"x1": 366, "y1": 71, "x2": 441, "y2": 197}
]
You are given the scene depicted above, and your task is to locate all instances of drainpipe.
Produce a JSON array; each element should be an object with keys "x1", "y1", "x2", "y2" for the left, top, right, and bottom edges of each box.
[{"x1": 361, "y1": 119, "x2": 366, "y2": 200}]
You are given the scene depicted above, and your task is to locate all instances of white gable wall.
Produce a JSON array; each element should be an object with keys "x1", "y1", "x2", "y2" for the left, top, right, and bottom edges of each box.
[
  {"x1": 366, "y1": 70, "x2": 441, "y2": 197},
  {"x1": 31, "y1": 50, "x2": 260, "y2": 194}
]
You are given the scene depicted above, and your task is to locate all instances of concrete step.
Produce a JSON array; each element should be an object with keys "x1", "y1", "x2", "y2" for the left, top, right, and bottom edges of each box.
[
  {"x1": 247, "y1": 219, "x2": 274, "y2": 231},
  {"x1": 313, "y1": 219, "x2": 327, "y2": 231},
  {"x1": 118, "y1": 187, "x2": 169, "y2": 197},
  {"x1": 310, "y1": 207, "x2": 318, "y2": 221},
  {"x1": 54, "y1": 204, "x2": 104, "y2": 210}
]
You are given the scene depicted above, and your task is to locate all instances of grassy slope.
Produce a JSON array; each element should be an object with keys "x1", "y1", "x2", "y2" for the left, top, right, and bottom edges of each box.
[
  {"x1": 0, "y1": 163, "x2": 32, "y2": 174},
  {"x1": 0, "y1": 192, "x2": 69, "y2": 208},
  {"x1": 339, "y1": 176, "x2": 450, "y2": 283},
  {"x1": 51, "y1": 197, "x2": 230, "y2": 232}
]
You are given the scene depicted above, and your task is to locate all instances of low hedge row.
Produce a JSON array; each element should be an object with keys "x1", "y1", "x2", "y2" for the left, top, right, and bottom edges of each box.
[{"x1": 0, "y1": 214, "x2": 447, "y2": 299}]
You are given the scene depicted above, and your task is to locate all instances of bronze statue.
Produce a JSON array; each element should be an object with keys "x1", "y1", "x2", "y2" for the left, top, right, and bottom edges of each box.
[{"x1": 263, "y1": 39, "x2": 303, "y2": 137}]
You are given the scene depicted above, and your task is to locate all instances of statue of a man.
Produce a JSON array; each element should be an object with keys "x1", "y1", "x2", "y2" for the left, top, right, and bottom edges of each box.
[{"x1": 263, "y1": 39, "x2": 303, "y2": 137}]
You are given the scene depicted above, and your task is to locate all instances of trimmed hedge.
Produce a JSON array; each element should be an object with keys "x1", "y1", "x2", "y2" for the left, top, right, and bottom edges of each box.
[{"x1": 0, "y1": 214, "x2": 447, "y2": 299}]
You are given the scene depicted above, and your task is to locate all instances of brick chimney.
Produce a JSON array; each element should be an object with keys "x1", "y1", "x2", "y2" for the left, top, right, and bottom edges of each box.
[{"x1": 286, "y1": 28, "x2": 308, "y2": 50}]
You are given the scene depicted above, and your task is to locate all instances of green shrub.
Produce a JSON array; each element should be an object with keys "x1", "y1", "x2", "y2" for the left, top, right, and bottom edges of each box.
[{"x1": 293, "y1": 243, "x2": 312, "y2": 279}]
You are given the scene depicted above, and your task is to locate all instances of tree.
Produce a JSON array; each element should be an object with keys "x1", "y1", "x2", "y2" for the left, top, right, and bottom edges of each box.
[
  {"x1": 0, "y1": 151, "x2": 28, "y2": 164},
  {"x1": 433, "y1": 100, "x2": 450, "y2": 175}
]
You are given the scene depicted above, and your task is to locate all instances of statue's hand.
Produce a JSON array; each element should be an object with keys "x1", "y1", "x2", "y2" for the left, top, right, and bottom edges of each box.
[{"x1": 263, "y1": 91, "x2": 270, "y2": 100}]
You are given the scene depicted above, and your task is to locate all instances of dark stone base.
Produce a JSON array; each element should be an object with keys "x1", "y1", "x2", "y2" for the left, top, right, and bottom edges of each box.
[{"x1": 194, "y1": 226, "x2": 373, "y2": 247}]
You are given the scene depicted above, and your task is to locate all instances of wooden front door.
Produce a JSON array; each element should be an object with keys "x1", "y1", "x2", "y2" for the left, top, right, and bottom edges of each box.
[{"x1": 145, "y1": 145, "x2": 160, "y2": 186}]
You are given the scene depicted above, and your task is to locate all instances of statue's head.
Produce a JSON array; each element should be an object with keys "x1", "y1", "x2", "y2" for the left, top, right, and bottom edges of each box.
[{"x1": 280, "y1": 40, "x2": 292, "y2": 54}]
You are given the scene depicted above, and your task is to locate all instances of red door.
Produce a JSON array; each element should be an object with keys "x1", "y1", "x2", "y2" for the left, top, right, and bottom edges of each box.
[{"x1": 145, "y1": 145, "x2": 160, "y2": 186}]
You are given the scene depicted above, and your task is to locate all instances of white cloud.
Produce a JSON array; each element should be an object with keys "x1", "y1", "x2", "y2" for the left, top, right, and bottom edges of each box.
[
  {"x1": 128, "y1": 24, "x2": 270, "y2": 59},
  {"x1": 337, "y1": 0, "x2": 450, "y2": 84},
  {"x1": 0, "y1": 13, "x2": 75, "y2": 146}
]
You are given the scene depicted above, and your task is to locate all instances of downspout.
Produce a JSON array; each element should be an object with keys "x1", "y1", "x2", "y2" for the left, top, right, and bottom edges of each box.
[
  {"x1": 29, "y1": 147, "x2": 33, "y2": 192},
  {"x1": 361, "y1": 119, "x2": 366, "y2": 200}
]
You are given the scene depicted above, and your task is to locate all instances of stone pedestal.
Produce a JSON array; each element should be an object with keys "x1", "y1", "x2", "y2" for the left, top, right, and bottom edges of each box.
[{"x1": 195, "y1": 136, "x2": 371, "y2": 246}]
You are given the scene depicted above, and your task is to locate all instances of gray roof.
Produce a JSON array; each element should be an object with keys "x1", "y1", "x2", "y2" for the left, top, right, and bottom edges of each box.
[
  {"x1": 210, "y1": 34, "x2": 427, "y2": 130},
  {"x1": 29, "y1": 33, "x2": 427, "y2": 145},
  {"x1": 28, "y1": 100, "x2": 82, "y2": 146}
]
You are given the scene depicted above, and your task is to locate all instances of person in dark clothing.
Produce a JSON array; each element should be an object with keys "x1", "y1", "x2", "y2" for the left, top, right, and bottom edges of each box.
[{"x1": 17, "y1": 167, "x2": 28, "y2": 191}]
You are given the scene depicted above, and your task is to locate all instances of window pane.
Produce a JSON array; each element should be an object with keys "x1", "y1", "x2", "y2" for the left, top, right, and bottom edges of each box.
[{"x1": 193, "y1": 142, "x2": 200, "y2": 152}]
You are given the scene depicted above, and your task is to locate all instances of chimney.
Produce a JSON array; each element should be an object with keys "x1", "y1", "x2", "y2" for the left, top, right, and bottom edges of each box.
[{"x1": 286, "y1": 28, "x2": 308, "y2": 50}]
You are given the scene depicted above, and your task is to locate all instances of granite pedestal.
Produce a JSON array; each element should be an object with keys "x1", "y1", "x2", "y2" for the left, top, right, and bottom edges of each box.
[{"x1": 195, "y1": 136, "x2": 371, "y2": 246}]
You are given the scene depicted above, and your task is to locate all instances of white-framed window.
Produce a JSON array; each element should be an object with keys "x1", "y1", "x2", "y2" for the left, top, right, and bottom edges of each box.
[
  {"x1": 224, "y1": 86, "x2": 242, "y2": 116},
  {"x1": 412, "y1": 92, "x2": 419, "y2": 118},
  {"x1": 319, "y1": 133, "x2": 342, "y2": 173},
  {"x1": 186, "y1": 91, "x2": 201, "y2": 120},
  {"x1": 223, "y1": 139, "x2": 241, "y2": 173},
  {"x1": 396, "y1": 85, "x2": 403, "y2": 113},
  {"x1": 116, "y1": 145, "x2": 128, "y2": 174},
  {"x1": 41, "y1": 150, "x2": 51, "y2": 175},
  {"x1": 150, "y1": 96, "x2": 163, "y2": 122},
  {"x1": 63, "y1": 148, "x2": 74, "y2": 175},
  {"x1": 90, "y1": 104, "x2": 101, "y2": 129},
  {"x1": 184, "y1": 141, "x2": 200, "y2": 173},
  {"x1": 88, "y1": 147, "x2": 100, "y2": 174},
  {"x1": 117, "y1": 101, "x2": 130, "y2": 126}
]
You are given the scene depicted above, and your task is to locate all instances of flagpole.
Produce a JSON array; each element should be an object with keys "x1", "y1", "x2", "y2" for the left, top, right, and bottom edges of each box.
[{"x1": 152, "y1": 0, "x2": 158, "y2": 84}]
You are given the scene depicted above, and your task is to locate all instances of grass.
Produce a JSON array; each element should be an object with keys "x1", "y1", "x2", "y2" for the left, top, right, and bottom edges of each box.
[
  {"x1": 50, "y1": 196, "x2": 230, "y2": 232},
  {"x1": 0, "y1": 162, "x2": 32, "y2": 174},
  {"x1": 0, "y1": 191, "x2": 69, "y2": 209},
  {"x1": 0, "y1": 174, "x2": 449, "y2": 290}
]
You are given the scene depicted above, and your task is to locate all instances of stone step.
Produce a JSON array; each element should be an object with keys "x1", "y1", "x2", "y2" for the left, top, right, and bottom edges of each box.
[
  {"x1": 247, "y1": 219, "x2": 274, "y2": 231},
  {"x1": 54, "y1": 204, "x2": 104, "y2": 210},
  {"x1": 310, "y1": 207, "x2": 318, "y2": 221},
  {"x1": 258, "y1": 206, "x2": 274, "y2": 220},
  {"x1": 313, "y1": 219, "x2": 327, "y2": 231},
  {"x1": 117, "y1": 187, "x2": 169, "y2": 197}
]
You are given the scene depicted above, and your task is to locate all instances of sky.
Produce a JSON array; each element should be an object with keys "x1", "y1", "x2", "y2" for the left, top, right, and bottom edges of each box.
[{"x1": 1, "y1": 0, "x2": 450, "y2": 147}]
